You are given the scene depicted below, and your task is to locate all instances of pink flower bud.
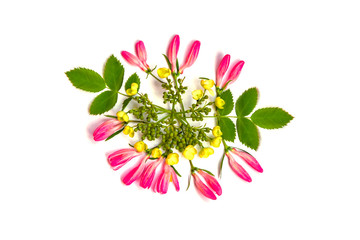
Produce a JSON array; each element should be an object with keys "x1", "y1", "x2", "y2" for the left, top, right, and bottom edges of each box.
[
  {"x1": 216, "y1": 54, "x2": 230, "y2": 87},
  {"x1": 221, "y1": 60, "x2": 245, "y2": 88},
  {"x1": 93, "y1": 119, "x2": 124, "y2": 141},
  {"x1": 135, "y1": 41, "x2": 149, "y2": 69},
  {"x1": 179, "y1": 40, "x2": 201, "y2": 73},
  {"x1": 121, "y1": 51, "x2": 147, "y2": 71},
  {"x1": 231, "y1": 148, "x2": 263, "y2": 173},
  {"x1": 167, "y1": 35, "x2": 180, "y2": 72},
  {"x1": 198, "y1": 170, "x2": 222, "y2": 196},
  {"x1": 122, "y1": 155, "x2": 149, "y2": 185},
  {"x1": 226, "y1": 152, "x2": 252, "y2": 182},
  {"x1": 192, "y1": 173, "x2": 217, "y2": 200}
]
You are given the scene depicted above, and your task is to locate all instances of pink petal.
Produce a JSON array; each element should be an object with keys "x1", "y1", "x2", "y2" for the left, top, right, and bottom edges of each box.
[
  {"x1": 169, "y1": 166, "x2": 180, "y2": 192},
  {"x1": 135, "y1": 41, "x2": 149, "y2": 69},
  {"x1": 140, "y1": 157, "x2": 163, "y2": 189},
  {"x1": 107, "y1": 148, "x2": 140, "y2": 171},
  {"x1": 93, "y1": 119, "x2": 123, "y2": 141},
  {"x1": 121, "y1": 51, "x2": 147, "y2": 71},
  {"x1": 122, "y1": 155, "x2": 149, "y2": 185},
  {"x1": 179, "y1": 40, "x2": 200, "y2": 73},
  {"x1": 198, "y1": 170, "x2": 222, "y2": 196},
  {"x1": 227, "y1": 153, "x2": 252, "y2": 182},
  {"x1": 193, "y1": 173, "x2": 217, "y2": 200},
  {"x1": 155, "y1": 163, "x2": 171, "y2": 194},
  {"x1": 216, "y1": 54, "x2": 230, "y2": 87},
  {"x1": 232, "y1": 149, "x2": 263, "y2": 173},
  {"x1": 221, "y1": 60, "x2": 245, "y2": 88},
  {"x1": 168, "y1": 35, "x2": 180, "y2": 72}
]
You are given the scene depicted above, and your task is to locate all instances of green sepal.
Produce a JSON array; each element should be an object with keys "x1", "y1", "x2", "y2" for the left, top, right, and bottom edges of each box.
[
  {"x1": 176, "y1": 58, "x2": 180, "y2": 73},
  {"x1": 162, "y1": 54, "x2": 172, "y2": 70},
  {"x1": 171, "y1": 165, "x2": 182, "y2": 177},
  {"x1": 89, "y1": 91, "x2": 118, "y2": 115},
  {"x1": 235, "y1": 87, "x2": 258, "y2": 117},
  {"x1": 121, "y1": 97, "x2": 132, "y2": 111},
  {"x1": 218, "y1": 151, "x2": 226, "y2": 178},
  {"x1": 199, "y1": 168, "x2": 215, "y2": 176},
  {"x1": 251, "y1": 107, "x2": 294, "y2": 129},
  {"x1": 217, "y1": 89, "x2": 234, "y2": 116},
  {"x1": 218, "y1": 117, "x2": 236, "y2": 142},
  {"x1": 65, "y1": 68, "x2": 105, "y2": 92},
  {"x1": 236, "y1": 117, "x2": 260, "y2": 150},
  {"x1": 105, "y1": 128, "x2": 124, "y2": 141},
  {"x1": 125, "y1": 73, "x2": 141, "y2": 92},
  {"x1": 103, "y1": 55, "x2": 124, "y2": 92},
  {"x1": 104, "y1": 115, "x2": 117, "y2": 119}
]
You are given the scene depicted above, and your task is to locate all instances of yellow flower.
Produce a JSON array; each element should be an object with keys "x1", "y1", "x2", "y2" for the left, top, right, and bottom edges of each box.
[
  {"x1": 212, "y1": 126, "x2": 223, "y2": 137},
  {"x1": 192, "y1": 89, "x2": 204, "y2": 100},
  {"x1": 166, "y1": 153, "x2": 179, "y2": 165},
  {"x1": 123, "y1": 126, "x2": 135, "y2": 138},
  {"x1": 210, "y1": 137, "x2": 222, "y2": 148},
  {"x1": 183, "y1": 145, "x2": 197, "y2": 160},
  {"x1": 201, "y1": 79, "x2": 215, "y2": 96},
  {"x1": 215, "y1": 97, "x2": 225, "y2": 109},
  {"x1": 151, "y1": 148, "x2": 162, "y2": 158},
  {"x1": 134, "y1": 141, "x2": 147, "y2": 152},
  {"x1": 116, "y1": 111, "x2": 129, "y2": 122},
  {"x1": 126, "y1": 83, "x2": 138, "y2": 96},
  {"x1": 199, "y1": 147, "x2": 214, "y2": 158},
  {"x1": 157, "y1": 68, "x2": 171, "y2": 78}
]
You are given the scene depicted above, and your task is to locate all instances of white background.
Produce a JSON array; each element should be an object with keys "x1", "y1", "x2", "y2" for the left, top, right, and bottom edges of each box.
[{"x1": 1, "y1": 0, "x2": 359, "y2": 239}]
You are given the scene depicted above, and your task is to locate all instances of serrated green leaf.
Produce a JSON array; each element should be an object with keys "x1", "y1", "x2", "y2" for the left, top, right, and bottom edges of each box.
[
  {"x1": 65, "y1": 68, "x2": 105, "y2": 92},
  {"x1": 89, "y1": 91, "x2": 118, "y2": 115},
  {"x1": 217, "y1": 90, "x2": 234, "y2": 116},
  {"x1": 125, "y1": 73, "x2": 141, "y2": 92},
  {"x1": 235, "y1": 87, "x2": 258, "y2": 117},
  {"x1": 103, "y1": 55, "x2": 124, "y2": 92},
  {"x1": 218, "y1": 117, "x2": 236, "y2": 142},
  {"x1": 122, "y1": 97, "x2": 132, "y2": 110},
  {"x1": 251, "y1": 107, "x2": 294, "y2": 129},
  {"x1": 236, "y1": 117, "x2": 260, "y2": 150}
]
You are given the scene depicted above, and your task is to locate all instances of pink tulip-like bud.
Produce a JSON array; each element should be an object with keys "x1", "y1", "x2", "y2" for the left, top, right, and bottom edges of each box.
[
  {"x1": 135, "y1": 41, "x2": 149, "y2": 69},
  {"x1": 226, "y1": 152, "x2": 252, "y2": 182},
  {"x1": 167, "y1": 35, "x2": 180, "y2": 72},
  {"x1": 231, "y1": 148, "x2": 263, "y2": 173},
  {"x1": 155, "y1": 163, "x2": 180, "y2": 194},
  {"x1": 93, "y1": 119, "x2": 124, "y2": 141},
  {"x1": 216, "y1": 54, "x2": 230, "y2": 87},
  {"x1": 198, "y1": 170, "x2": 222, "y2": 196},
  {"x1": 192, "y1": 173, "x2": 217, "y2": 200},
  {"x1": 121, "y1": 51, "x2": 147, "y2": 71},
  {"x1": 122, "y1": 155, "x2": 149, "y2": 185},
  {"x1": 179, "y1": 40, "x2": 201, "y2": 73},
  {"x1": 140, "y1": 157, "x2": 163, "y2": 189},
  {"x1": 107, "y1": 148, "x2": 143, "y2": 171},
  {"x1": 221, "y1": 60, "x2": 245, "y2": 88}
]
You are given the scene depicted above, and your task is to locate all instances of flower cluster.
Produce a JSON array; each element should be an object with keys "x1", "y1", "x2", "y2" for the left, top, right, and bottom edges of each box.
[{"x1": 66, "y1": 35, "x2": 293, "y2": 200}]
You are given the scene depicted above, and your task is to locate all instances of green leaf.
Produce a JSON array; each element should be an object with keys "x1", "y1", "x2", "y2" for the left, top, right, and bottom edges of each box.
[
  {"x1": 125, "y1": 73, "x2": 141, "y2": 91},
  {"x1": 121, "y1": 97, "x2": 132, "y2": 111},
  {"x1": 65, "y1": 68, "x2": 105, "y2": 92},
  {"x1": 218, "y1": 117, "x2": 236, "y2": 142},
  {"x1": 103, "y1": 55, "x2": 124, "y2": 92},
  {"x1": 89, "y1": 91, "x2": 118, "y2": 115},
  {"x1": 251, "y1": 107, "x2": 294, "y2": 129},
  {"x1": 235, "y1": 87, "x2": 258, "y2": 116},
  {"x1": 236, "y1": 117, "x2": 260, "y2": 150},
  {"x1": 217, "y1": 89, "x2": 234, "y2": 116}
]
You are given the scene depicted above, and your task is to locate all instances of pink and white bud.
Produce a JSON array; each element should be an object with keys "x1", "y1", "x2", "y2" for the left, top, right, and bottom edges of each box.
[
  {"x1": 167, "y1": 35, "x2": 180, "y2": 72},
  {"x1": 198, "y1": 170, "x2": 222, "y2": 196},
  {"x1": 121, "y1": 51, "x2": 147, "y2": 71},
  {"x1": 135, "y1": 41, "x2": 149, "y2": 69},
  {"x1": 192, "y1": 173, "x2": 217, "y2": 200},
  {"x1": 231, "y1": 148, "x2": 263, "y2": 173},
  {"x1": 179, "y1": 40, "x2": 201, "y2": 73},
  {"x1": 221, "y1": 60, "x2": 245, "y2": 88},
  {"x1": 216, "y1": 54, "x2": 230, "y2": 87},
  {"x1": 93, "y1": 119, "x2": 124, "y2": 141},
  {"x1": 226, "y1": 152, "x2": 252, "y2": 182},
  {"x1": 122, "y1": 154, "x2": 149, "y2": 185}
]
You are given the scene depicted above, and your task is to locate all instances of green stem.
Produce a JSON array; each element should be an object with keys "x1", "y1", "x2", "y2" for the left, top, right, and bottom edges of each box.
[{"x1": 149, "y1": 72, "x2": 165, "y2": 84}]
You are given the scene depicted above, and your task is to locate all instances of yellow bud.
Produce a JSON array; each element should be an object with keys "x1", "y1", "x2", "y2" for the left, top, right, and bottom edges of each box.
[
  {"x1": 192, "y1": 89, "x2": 204, "y2": 100},
  {"x1": 128, "y1": 128, "x2": 135, "y2": 138},
  {"x1": 166, "y1": 153, "x2": 179, "y2": 165},
  {"x1": 134, "y1": 141, "x2": 147, "y2": 152},
  {"x1": 210, "y1": 137, "x2": 222, "y2": 148},
  {"x1": 125, "y1": 83, "x2": 138, "y2": 96},
  {"x1": 212, "y1": 126, "x2": 223, "y2": 137},
  {"x1": 183, "y1": 145, "x2": 197, "y2": 160},
  {"x1": 151, "y1": 148, "x2": 162, "y2": 158},
  {"x1": 157, "y1": 68, "x2": 171, "y2": 78},
  {"x1": 123, "y1": 126, "x2": 131, "y2": 135},
  {"x1": 201, "y1": 79, "x2": 214, "y2": 90},
  {"x1": 215, "y1": 97, "x2": 225, "y2": 109},
  {"x1": 116, "y1": 111, "x2": 129, "y2": 122},
  {"x1": 199, "y1": 147, "x2": 214, "y2": 158}
]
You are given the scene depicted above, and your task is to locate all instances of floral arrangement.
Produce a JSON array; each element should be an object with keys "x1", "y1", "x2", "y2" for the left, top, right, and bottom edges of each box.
[{"x1": 65, "y1": 35, "x2": 293, "y2": 200}]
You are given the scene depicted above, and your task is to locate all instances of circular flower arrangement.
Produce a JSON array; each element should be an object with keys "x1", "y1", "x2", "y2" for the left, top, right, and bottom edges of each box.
[{"x1": 65, "y1": 35, "x2": 293, "y2": 200}]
